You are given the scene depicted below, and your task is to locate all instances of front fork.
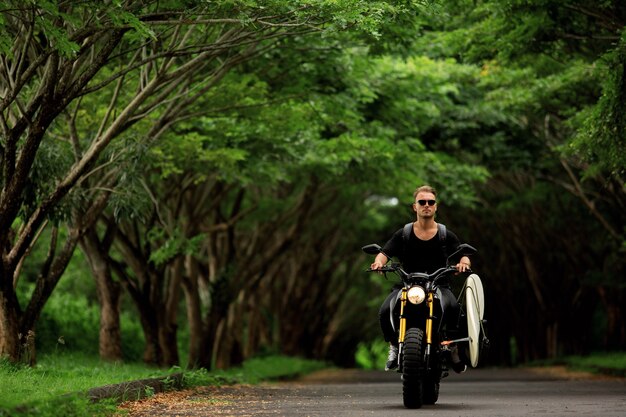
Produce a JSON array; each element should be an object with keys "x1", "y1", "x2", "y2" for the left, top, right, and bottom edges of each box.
[
  {"x1": 397, "y1": 288, "x2": 407, "y2": 367},
  {"x1": 397, "y1": 288, "x2": 435, "y2": 369},
  {"x1": 424, "y1": 292, "x2": 434, "y2": 369}
]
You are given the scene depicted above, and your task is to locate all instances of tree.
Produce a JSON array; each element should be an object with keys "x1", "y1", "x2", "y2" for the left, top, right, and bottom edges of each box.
[
  {"x1": 408, "y1": 0, "x2": 626, "y2": 360},
  {"x1": 0, "y1": 0, "x2": 422, "y2": 363}
]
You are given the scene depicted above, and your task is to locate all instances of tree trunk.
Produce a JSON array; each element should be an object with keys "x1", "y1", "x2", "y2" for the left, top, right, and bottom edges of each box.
[
  {"x1": 80, "y1": 230, "x2": 123, "y2": 361},
  {"x1": 598, "y1": 286, "x2": 626, "y2": 349},
  {"x1": 198, "y1": 310, "x2": 219, "y2": 369},
  {"x1": 158, "y1": 323, "x2": 179, "y2": 367},
  {"x1": 99, "y1": 291, "x2": 122, "y2": 361},
  {"x1": 546, "y1": 322, "x2": 559, "y2": 359},
  {"x1": 158, "y1": 258, "x2": 183, "y2": 367},
  {"x1": 182, "y1": 279, "x2": 203, "y2": 369},
  {"x1": 0, "y1": 300, "x2": 34, "y2": 366},
  {"x1": 182, "y1": 256, "x2": 203, "y2": 369},
  {"x1": 138, "y1": 304, "x2": 161, "y2": 366},
  {"x1": 0, "y1": 281, "x2": 21, "y2": 362},
  {"x1": 213, "y1": 302, "x2": 244, "y2": 369},
  {"x1": 129, "y1": 281, "x2": 178, "y2": 367}
]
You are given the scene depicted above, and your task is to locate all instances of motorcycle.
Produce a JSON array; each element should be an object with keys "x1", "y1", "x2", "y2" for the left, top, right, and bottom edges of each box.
[{"x1": 362, "y1": 243, "x2": 488, "y2": 409}]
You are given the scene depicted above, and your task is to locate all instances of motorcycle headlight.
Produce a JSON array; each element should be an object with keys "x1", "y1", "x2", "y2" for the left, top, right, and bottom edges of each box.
[{"x1": 407, "y1": 286, "x2": 426, "y2": 305}]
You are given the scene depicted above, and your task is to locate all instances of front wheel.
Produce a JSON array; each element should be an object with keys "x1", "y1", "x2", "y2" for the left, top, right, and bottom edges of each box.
[
  {"x1": 402, "y1": 327, "x2": 424, "y2": 409},
  {"x1": 423, "y1": 371, "x2": 440, "y2": 404}
]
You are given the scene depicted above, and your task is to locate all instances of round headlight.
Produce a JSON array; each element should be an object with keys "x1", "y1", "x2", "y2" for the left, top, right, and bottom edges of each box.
[{"x1": 407, "y1": 286, "x2": 426, "y2": 304}]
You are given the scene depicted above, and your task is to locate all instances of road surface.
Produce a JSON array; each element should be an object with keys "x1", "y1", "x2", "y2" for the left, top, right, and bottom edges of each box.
[{"x1": 120, "y1": 367, "x2": 626, "y2": 416}]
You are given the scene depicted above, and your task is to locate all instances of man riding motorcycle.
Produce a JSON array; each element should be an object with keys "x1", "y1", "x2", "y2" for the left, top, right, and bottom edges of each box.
[{"x1": 370, "y1": 185, "x2": 471, "y2": 372}]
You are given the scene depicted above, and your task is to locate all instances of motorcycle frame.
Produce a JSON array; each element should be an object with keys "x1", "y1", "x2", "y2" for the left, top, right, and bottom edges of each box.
[{"x1": 397, "y1": 284, "x2": 436, "y2": 371}]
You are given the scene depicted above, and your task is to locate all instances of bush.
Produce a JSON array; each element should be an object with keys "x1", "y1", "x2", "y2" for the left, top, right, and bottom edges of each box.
[
  {"x1": 36, "y1": 295, "x2": 100, "y2": 355},
  {"x1": 355, "y1": 339, "x2": 388, "y2": 370},
  {"x1": 35, "y1": 290, "x2": 146, "y2": 361}
]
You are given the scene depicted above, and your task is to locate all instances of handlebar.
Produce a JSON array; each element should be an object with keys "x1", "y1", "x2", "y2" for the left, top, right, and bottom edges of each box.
[
  {"x1": 366, "y1": 263, "x2": 408, "y2": 275},
  {"x1": 366, "y1": 263, "x2": 470, "y2": 285}
]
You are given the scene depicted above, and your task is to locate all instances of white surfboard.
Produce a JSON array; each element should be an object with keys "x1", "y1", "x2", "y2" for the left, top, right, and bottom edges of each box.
[{"x1": 465, "y1": 274, "x2": 484, "y2": 367}]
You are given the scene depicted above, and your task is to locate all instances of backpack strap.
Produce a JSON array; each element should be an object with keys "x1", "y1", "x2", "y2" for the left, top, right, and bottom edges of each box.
[
  {"x1": 402, "y1": 222, "x2": 413, "y2": 260},
  {"x1": 402, "y1": 222, "x2": 413, "y2": 243},
  {"x1": 437, "y1": 223, "x2": 448, "y2": 260}
]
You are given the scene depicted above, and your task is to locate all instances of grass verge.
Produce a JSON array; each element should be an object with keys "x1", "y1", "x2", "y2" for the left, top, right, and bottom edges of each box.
[
  {"x1": 0, "y1": 353, "x2": 328, "y2": 417},
  {"x1": 528, "y1": 351, "x2": 626, "y2": 377},
  {"x1": 561, "y1": 352, "x2": 626, "y2": 377}
]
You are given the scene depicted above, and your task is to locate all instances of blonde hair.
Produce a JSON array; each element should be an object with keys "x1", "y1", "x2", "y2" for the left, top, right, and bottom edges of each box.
[{"x1": 413, "y1": 185, "x2": 437, "y2": 200}]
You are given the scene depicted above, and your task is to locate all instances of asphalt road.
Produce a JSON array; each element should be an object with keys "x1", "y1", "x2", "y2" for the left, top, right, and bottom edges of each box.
[{"x1": 122, "y1": 367, "x2": 626, "y2": 417}]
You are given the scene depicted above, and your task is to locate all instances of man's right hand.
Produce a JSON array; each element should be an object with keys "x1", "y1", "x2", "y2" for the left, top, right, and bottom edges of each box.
[
  {"x1": 370, "y1": 261, "x2": 385, "y2": 270},
  {"x1": 371, "y1": 253, "x2": 389, "y2": 271}
]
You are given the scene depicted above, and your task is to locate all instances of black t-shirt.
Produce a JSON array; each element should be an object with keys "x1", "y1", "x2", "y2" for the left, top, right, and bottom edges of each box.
[{"x1": 381, "y1": 223, "x2": 461, "y2": 274}]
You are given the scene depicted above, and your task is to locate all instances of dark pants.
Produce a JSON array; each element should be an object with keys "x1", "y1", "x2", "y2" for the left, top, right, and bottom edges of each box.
[
  {"x1": 378, "y1": 286, "x2": 460, "y2": 345},
  {"x1": 379, "y1": 288, "x2": 401, "y2": 344}
]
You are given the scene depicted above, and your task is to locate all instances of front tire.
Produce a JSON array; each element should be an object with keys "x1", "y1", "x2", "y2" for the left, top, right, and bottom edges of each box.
[
  {"x1": 423, "y1": 373, "x2": 440, "y2": 404},
  {"x1": 402, "y1": 328, "x2": 424, "y2": 409}
]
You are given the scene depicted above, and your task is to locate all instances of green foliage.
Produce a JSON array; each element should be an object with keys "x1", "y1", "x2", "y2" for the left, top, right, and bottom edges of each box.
[
  {"x1": 565, "y1": 352, "x2": 626, "y2": 374},
  {"x1": 148, "y1": 227, "x2": 205, "y2": 266},
  {"x1": 354, "y1": 339, "x2": 389, "y2": 369},
  {"x1": 0, "y1": 352, "x2": 173, "y2": 413},
  {"x1": 26, "y1": 0, "x2": 81, "y2": 56},
  {"x1": 36, "y1": 295, "x2": 99, "y2": 356},
  {"x1": 0, "y1": 13, "x2": 11, "y2": 56},
  {"x1": 569, "y1": 33, "x2": 626, "y2": 178},
  {"x1": 33, "y1": 266, "x2": 145, "y2": 360},
  {"x1": 20, "y1": 135, "x2": 77, "y2": 223},
  {"x1": 106, "y1": 7, "x2": 156, "y2": 42},
  {"x1": 3, "y1": 0, "x2": 625, "y2": 370},
  {"x1": 0, "y1": 0, "x2": 155, "y2": 59},
  {"x1": 530, "y1": 351, "x2": 626, "y2": 376},
  {"x1": 239, "y1": 355, "x2": 328, "y2": 383},
  {"x1": 0, "y1": 394, "x2": 117, "y2": 417},
  {"x1": 0, "y1": 354, "x2": 327, "y2": 416},
  {"x1": 182, "y1": 355, "x2": 328, "y2": 387},
  {"x1": 422, "y1": 0, "x2": 625, "y2": 180}
]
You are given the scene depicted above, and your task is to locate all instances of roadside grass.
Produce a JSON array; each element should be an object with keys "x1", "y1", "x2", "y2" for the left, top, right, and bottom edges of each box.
[
  {"x1": 182, "y1": 355, "x2": 330, "y2": 388},
  {"x1": 0, "y1": 352, "x2": 179, "y2": 416},
  {"x1": 0, "y1": 352, "x2": 328, "y2": 417},
  {"x1": 561, "y1": 352, "x2": 626, "y2": 376},
  {"x1": 529, "y1": 352, "x2": 626, "y2": 377}
]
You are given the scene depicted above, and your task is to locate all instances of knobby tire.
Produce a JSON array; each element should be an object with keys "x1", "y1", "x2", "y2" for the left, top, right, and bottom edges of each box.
[
  {"x1": 402, "y1": 327, "x2": 424, "y2": 409},
  {"x1": 423, "y1": 372, "x2": 440, "y2": 405}
]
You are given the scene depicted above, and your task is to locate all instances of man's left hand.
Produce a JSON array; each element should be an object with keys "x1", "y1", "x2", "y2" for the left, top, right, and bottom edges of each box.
[
  {"x1": 456, "y1": 256, "x2": 471, "y2": 273},
  {"x1": 456, "y1": 262, "x2": 471, "y2": 273}
]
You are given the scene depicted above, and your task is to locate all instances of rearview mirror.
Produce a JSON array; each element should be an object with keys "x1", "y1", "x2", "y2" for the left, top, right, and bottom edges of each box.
[
  {"x1": 362, "y1": 244, "x2": 382, "y2": 255},
  {"x1": 457, "y1": 243, "x2": 477, "y2": 255},
  {"x1": 447, "y1": 243, "x2": 478, "y2": 265}
]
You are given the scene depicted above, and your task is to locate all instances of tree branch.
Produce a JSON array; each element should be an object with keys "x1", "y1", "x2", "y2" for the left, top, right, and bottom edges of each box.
[{"x1": 558, "y1": 157, "x2": 621, "y2": 240}]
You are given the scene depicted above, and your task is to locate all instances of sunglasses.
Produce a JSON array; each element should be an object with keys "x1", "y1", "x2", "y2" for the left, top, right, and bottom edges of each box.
[{"x1": 416, "y1": 200, "x2": 436, "y2": 206}]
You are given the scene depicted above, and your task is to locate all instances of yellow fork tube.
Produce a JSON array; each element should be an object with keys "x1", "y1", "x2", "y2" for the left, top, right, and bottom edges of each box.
[
  {"x1": 398, "y1": 288, "x2": 407, "y2": 344},
  {"x1": 425, "y1": 292, "x2": 434, "y2": 344}
]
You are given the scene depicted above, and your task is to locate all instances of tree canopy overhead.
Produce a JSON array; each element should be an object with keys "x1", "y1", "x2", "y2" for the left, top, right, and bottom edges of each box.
[{"x1": 0, "y1": 0, "x2": 624, "y2": 367}]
